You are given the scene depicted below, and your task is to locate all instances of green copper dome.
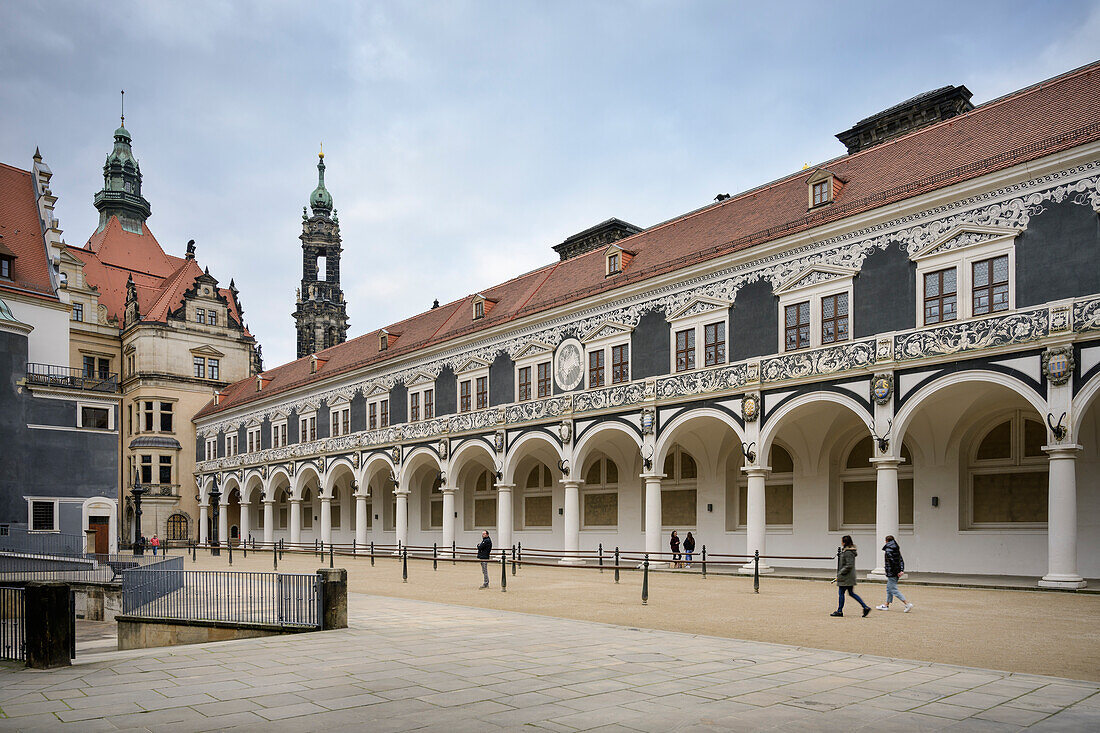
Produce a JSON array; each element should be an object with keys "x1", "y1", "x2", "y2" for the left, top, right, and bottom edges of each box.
[
  {"x1": 309, "y1": 152, "x2": 333, "y2": 214},
  {"x1": 114, "y1": 125, "x2": 131, "y2": 140}
]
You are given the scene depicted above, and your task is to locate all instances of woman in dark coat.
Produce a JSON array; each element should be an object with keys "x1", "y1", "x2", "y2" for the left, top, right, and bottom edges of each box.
[
  {"x1": 669, "y1": 531, "x2": 681, "y2": 568},
  {"x1": 683, "y1": 532, "x2": 696, "y2": 568},
  {"x1": 831, "y1": 535, "x2": 871, "y2": 617}
]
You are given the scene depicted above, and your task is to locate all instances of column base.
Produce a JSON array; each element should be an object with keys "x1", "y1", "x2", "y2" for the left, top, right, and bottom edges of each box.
[
  {"x1": 558, "y1": 558, "x2": 586, "y2": 566},
  {"x1": 1038, "y1": 575, "x2": 1087, "y2": 589},
  {"x1": 865, "y1": 569, "x2": 888, "y2": 581},
  {"x1": 738, "y1": 562, "x2": 774, "y2": 575}
]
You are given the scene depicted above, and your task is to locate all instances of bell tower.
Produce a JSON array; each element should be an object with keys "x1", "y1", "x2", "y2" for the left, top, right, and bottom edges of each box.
[
  {"x1": 293, "y1": 148, "x2": 349, "y2": 359},
  {"x1": 93, "y1": 95, "x2": 152, "y2": 233}
]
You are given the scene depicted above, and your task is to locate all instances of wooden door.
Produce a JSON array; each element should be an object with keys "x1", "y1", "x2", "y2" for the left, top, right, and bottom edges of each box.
[{"x1": 89, "y1": 517, "x2": 109, "y2": 556}]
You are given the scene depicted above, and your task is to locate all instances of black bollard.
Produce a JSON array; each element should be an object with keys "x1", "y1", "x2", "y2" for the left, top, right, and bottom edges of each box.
[
  {"x1": 517, "y1": 542, "x2": 522, "y2": 571},
  {"x1": 642, "y1": 554, "x2": 649, "y2": 605},
  {"x1": 243, "y1": 539, "x2": 247, "y2": 558},
  {"x1": 279, "y1": 539, "x2": 284, "y2": 561},
  {"x1": 273, "y1": 541, "x2": 278, "y2": 569},
  {"x1": 228, "y1": 539, "x2": 233, "y2": 565},
  {"x1": 402, "y1": 547, "x2": 408, "y2": 583},
  {"x1": 511, "y1": 544, "x2": 516, "y2": 576},
  {"x1": 702, "y1": 545, "x2": 707, "y2": 579},
  {"x1": 192, "y1": 542, "x2": 196, "y2": 563},
  {"x1": 370, "y1": 541, "x2": 375, "y2": 567},
  {"x1": 614, "y1": 547, "x2": 620, "y2": 584},
  {"x1": 753, "y1": 550, "x2": 760, "y2": 594},
  {"x1": 501, "y1": 550, "x2": 507, "y2": 593},
  {"x1": 433, "y1": 542, "x2": 438, "y2": 571},
  {"x1": 329, "y1": 542, "x2": 334, "y2": 569},
  {"x1": 452, "y1": 540, "x2": 456, "y2": 566},
  {"x1": 599, "y1": 543, "x2": 604, "y2": 573},
  {"x1": 352, "y1": 540, "x2": 356, "y2": 557}
]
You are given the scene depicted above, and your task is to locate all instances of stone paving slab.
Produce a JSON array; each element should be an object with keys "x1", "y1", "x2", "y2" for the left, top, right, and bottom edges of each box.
[{"x1": 0, "y1": 592, "x2": 1097, "y2": 731}]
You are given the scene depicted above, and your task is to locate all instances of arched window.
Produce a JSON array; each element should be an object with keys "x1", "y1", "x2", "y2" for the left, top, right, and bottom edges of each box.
[
  {"x1": 582, "y1": 455, "x2": 618, "y2": 528},
  {"x1": 731, "y1": 445, "x2": 795, "y2": 530},
  {"x1": 967, "y1": 413, "x2": 1047, "y2": 527},
  {"x1": 523, "y1": 463, "x2": 553, "y2": 528},
  {"x1": 277, "y1": 489, "x2": 289, "y2": 529},
  {"x1": 472, "y1": 469, "x2": 496, "y2": 529},
  {"x1": 166, "y1": 513, "x2": 189, "y2": 541},
  {"x1": 428, "y1": 473, "x2": 444, "y2": 529},
  {"x1": 302, "y1": 488, "x2": 313, "y2": 529},
  {"x1": 660, "y1": 446, "x2": 697, "y2": 527},
  {"x1": 836, "y1": 437, "x2": 913, "y2": 530}
]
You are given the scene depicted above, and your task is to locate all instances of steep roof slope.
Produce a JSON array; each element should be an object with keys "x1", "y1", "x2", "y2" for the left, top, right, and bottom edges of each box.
[
  {"x1": 0, "y1": 162, "x2": 56, "y2": 301},
  {"x1": 198, "y1": 60, "x2": 1100, "y2": 419}
]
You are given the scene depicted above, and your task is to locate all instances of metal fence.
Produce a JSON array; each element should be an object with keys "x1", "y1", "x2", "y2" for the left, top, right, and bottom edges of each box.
[
  {"x1": 0, "y1": 586, "x2": 25, "y2": 661},
  {"x1": 0, "y1": 526, "x2": 85, "y2": 556},
  {"x1": 25, "y1": 363, "x2": 119, "y2": 392},
  {"x1": 121, "y1": 568, "x2": 320, "y2": 628},
  {"x1": 0, "y1": 552, "x2": 172, "y2": 584}
]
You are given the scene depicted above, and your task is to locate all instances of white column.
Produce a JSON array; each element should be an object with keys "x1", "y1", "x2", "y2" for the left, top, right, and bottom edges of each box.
[
  {"x1": 496, "y1": 483, "x2": 514, "y2": 552},
  {"x1": 239, "y1": 503, "x2": 250, "y2": 546},
  {"x1": 289, "y1": 499, "x2": 302, "y2": 545},
  {"x1": 1040, "y1": 445, "x2": 1086, "y2": 589},
  {"x1": 263, "y1": 500, "x2": 274, "y2": 545},
  {"x1": 320, "y1": 496, "x2": 332, "y2": 544},
  {"x1": 441, "y1": 487, "x2": 457, "y2": 555},
  {"x1": 218, "y1": 502, "x2": 228, "y2": 544},
  {"x1": 868, "y1": 457, "x2": 901, "y2": 579},
  {"x1": 355, "y1": 495, "x2": 368, "y2": 546},
  {"x1": 199, "y1": 503, "x2": 209, "y2": 544},
  {"x1": 740, "y1": 467, "x2": 773, "y2": 574},
  {"x1": 643, "y1": 474, "x2": 663, "y2": 559},
  {"x1": 560, "y1": 479, "x2": 582, "y2": 564},
  {"x1": 395, "y1": 489, "x2": 409, "y2": 548}
]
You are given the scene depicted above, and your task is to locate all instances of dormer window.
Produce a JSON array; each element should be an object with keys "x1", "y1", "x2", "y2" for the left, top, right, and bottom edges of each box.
[
  {"x1": 309, "y1": 354, "x2": 328, "y2": 374},
  {"x1": 379, "y1": 332, "x2": 388, "y2": 351},
  {"x1": 806, "y1": 168, "x2": 844, "y2": 209},
  {"x1": 605, "y1": 244, "x2": 633, "y2": 277},
  {"x1": 0, "y1": 255, "x2": 12, "y2": 280},
  {"x1": 471, "y1": 294, "x2": 496, "y2": 321},
  {"x1": 607, "y1": 252, "x2": 620, "y2": 274}
]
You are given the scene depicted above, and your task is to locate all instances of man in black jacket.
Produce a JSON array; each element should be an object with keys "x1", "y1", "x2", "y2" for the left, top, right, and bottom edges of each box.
[{"x1": 476, "y1": 530, "x2": 492, "y2": 589}]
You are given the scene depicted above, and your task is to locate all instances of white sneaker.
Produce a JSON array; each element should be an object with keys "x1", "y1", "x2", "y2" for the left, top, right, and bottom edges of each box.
[
  {"x1": 876, "y1": 604, "x2": 889, "y2": 611},
  {"x1": 903, "y1": 603, "x2": 913, "y2": 613}
]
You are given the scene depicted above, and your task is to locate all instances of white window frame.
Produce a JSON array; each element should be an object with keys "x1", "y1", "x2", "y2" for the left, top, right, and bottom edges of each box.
[
  {"x1": 204, "y1": 437, "x2": 217, "y2": 461},
  {"x1": 271, "y1": 419, "x2": 288, "y2": 448},
  {"x1": 581, "y1": 322, "x2": 633, "y2": 389},
  {"x1": 224, "y1": 432, "x2": 239, "y2": 457},
  {"x1": 666, "y1": 298, "x2": 730, "y2": 374},
  {"x1": 513, "y1": 341, "x2": 554, "y2": 402},
  {"x1": 28, "y1": 499, "x2": 59, "y2": 532},
  {"x1": 912, "y1": 225, "x2": 1019, "y2": 326},
  {"x1": 329, "y1": 400, "x2": 352, "y2": 436},
  {"x1": 246, "y1": 425, "x2": 261, "y2": 453},
  {"x1": 366, "y1": 393, "x2": 389, "y2": 430},
  {"x1": 964, "y1": 411, "x2": 1048, "y2": 531},
  {"x1": 455, "y1": 359, "x2": 490, "y2": 413},
  {"x1": 406, "y1": 375, "x2": 435, "y2": 422},
  {"x1": 775, "y1": 266, "x2": 856, "y2": 353},
  {"x1": 76, "y1": 400, "x2": 115, "y2": 431},
  {"x1": 299, "y1": 411, "x2": 317, "y2": 443}
]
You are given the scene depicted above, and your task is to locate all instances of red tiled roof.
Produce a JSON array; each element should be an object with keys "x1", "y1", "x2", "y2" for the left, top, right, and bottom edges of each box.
[
  {"x1": 0, "y1": 162, "x2": 57, "y2": 301},
  {"x1": 197, "y1": 60, "x2": 1100, "y2": 419},
  {"x1": 69, "y1": 215, "x2": 247, "y2": 330}
]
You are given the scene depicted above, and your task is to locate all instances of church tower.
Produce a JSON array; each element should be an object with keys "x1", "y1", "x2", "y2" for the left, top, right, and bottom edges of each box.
[
  {"x1": 93, "y1": 113, "x2": 152, "y2": 234},
  {"x1": 293, "y1": 149, "x2": 349, "y2": 358}
]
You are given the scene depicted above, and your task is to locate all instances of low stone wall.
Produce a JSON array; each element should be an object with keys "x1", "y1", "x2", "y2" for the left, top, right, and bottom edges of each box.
[
  {"x1": 72, "y1": 584, "x2": 122, "y2": 622},
  {"x1": 116, "y1": 616, "x2": 315, "y2": 650}
]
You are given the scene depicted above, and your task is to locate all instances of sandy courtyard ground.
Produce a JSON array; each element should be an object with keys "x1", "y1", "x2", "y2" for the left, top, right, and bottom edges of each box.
[{"x1": 188, "y1": 549, "x2": 1100, "y2": 682}]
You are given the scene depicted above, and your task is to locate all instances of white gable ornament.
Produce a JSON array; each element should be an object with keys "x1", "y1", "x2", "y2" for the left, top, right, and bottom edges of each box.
[
  {"x1": 667, "y1": 295, "x2": 730, "y2": 322},
  {"x1": 910, "y1": 223, "x2": 1021, "y2": 261},
  {"x1": 775, "y1": 264, "x2": 858, "y2": 295}
]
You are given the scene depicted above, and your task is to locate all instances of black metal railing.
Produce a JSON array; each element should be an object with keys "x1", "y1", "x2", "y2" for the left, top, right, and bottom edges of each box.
[
  {"x1": 0, "y1": 552, "x2": 173, "y2": 584},
  {"x1": 121, "y1": 567, "x2": 320, "y2": 628},
  {"x1": 0, "y1": 526, "x2": 86, "y2": 556},
  {"x1": 0, "y1": 586, "x2": 25, "y2": 661},
  {"x1": 25, "y1": 363, "x2": 119, "y2": 392}
]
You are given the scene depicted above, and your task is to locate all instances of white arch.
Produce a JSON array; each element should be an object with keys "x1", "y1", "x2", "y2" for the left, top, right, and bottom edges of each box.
[
  {"x1": 292, "y1": 464, "x2": 322, "y2": 500},
  {"x1": 759, "y1": 391, "x2": 874, "y2": 460},
  {"x1": 266, "y1": 466, "x2": 292, "y2": 501},
  {"x1": 322, "y1": 458, "x2": 357, "y2": 497},
  {"x1": 243, "y1": 473, "x2": 265, "y2": 504},
  {"x1": 243, "y1": 468, "x2": 265, "y2": 488},
  {"x1": 399, "y1": 447, "x2": 442, "y2": 493},
  {"x1": 893, "y1": 370, "x2": 1047, "y2": 458},
  {"x1": 359, "y1": 452, "x2": 396, "y2": 497},
  {"x1": 198, "y1": 474, "x2": 217, "y2": 504},
  {"x1": 222, "y1": 473, "x2": 242, "y2": 498},
  {"x1": 1072, "y1": 371, "x2": 1100, "y2": 438},
  {"x1": 503, "y1": 431, "x2": 562, "y2": 485},
  {"x1": 449, "y1": 438, "x2": 496, "y2": 478},
  {"x1": 572, "y1": 421, "x2": 642, "y2": 472},
  {"x1": 654, "y1": 407, "x2": 746, "y2": 467},
  {"x1": 81, "y1": 496, "x2": 117, "y2": 555}
]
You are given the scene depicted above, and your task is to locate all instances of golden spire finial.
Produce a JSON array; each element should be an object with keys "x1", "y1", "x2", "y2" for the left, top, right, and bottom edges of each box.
[{"x1": 319, "y1": 141, "x2": 324, "y2": 160}]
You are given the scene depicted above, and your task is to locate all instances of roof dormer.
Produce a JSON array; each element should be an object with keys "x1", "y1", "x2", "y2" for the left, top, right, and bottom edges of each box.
[
  {"x1": 256, "y1": 374, "x2": 272, "y2": 391},
  {"x1": 472, "y1": 293, "x2": 497, "y2": 321},
  {"x1": 806, "y1": 168, "x2": 845, "y2": 209},
  {"x1": 379, "y1": 328, "x2": 398, "y2": 352},
  {"x1": 605, "y1": 243, "x2": 635, "y2": 277},
  {"x1": 309, "y1": 354, "x2": 328, "y2": 374}
]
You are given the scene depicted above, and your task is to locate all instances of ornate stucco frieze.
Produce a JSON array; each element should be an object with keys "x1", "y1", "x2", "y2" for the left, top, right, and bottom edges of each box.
[
  {"x1": 894, "y1": 308, "x2": 1049, "y2": 361},
  {"x1": 761, "y1": 339, "x2": 876, "y2": 382},
  {"x1": 656, "y1": 363, "x2": 750, "y2": 399},
  {"x1": 504, "y1": 395, "x2": 571, "y2": 424},
  {"x1": 573, "y1": 383, "x2": 647, "y2": 413}
]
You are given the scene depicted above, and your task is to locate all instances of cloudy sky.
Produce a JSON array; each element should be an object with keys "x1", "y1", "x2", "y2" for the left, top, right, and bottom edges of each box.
[{"x1": 2, "y1": 1, "x2": 1098, "y2": 368}]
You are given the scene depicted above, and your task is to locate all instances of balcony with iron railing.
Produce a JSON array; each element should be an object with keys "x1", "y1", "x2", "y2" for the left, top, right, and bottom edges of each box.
[{"x1": 25, "y1": 363, "x2": 119, "y2": 393}]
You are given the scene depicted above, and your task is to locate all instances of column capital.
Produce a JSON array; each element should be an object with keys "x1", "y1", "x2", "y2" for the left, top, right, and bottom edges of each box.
[
  {"x1": 289, "y1": 497, "x2": 302, "y2": 505},
  {"x1": 560, "y1": 479, "x2": 583, "y2": 489},
  {"x1": 263, "y1": 498, "x2": 275, "y2": 505},
  {"x1": 395, "y1": 488, "x2": 411, "y2": 497},
  {"x1": 494, "y1": 483, "x2": 515, "y2": 493},
  {"x1": 639, "y1": 473, "x2": 666, "y2": 482},
  {"x1": 741, "y1": 466, "x2": 771, "y2": 478},
  {"x1": 1043, "y1": 444, "x2": 1082, "y2": 457},
  {"x1": 869, "y1": 457, "x2": 905, "y2": 468},
  {"x1": 320, "y1": 495, "x2": 332, "y2": 503},
  {"x1": 440, "y1": 486, "x2": 458, "y2": 496}
]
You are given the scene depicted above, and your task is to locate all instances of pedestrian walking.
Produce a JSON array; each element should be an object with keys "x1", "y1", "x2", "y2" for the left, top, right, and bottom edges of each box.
[
  {"x1": 876, "y1": 535, "x2": 914, "y2": 612},
  {"x1": 669, "y1": 530, "x2": 681, "y2": 568},
  {"x1": 150, "y1": 534, "x2": 160, "y2": 556},
  {"x1": 831, "y1": 535, "x2": 871, "y2": 618},
  {"x1": 683, "y1": 531, "x2": 696, "y2": 567},
  {"x1": 476, "y1": 530, "x2": 493, "y2": 588}
]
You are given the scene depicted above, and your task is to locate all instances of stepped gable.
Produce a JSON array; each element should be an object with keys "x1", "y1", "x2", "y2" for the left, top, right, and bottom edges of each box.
[
  {"x1": 0, "y1": 162, "x2": 57, "y2": 301},
  {"x1": 197, "y1": 60, "x2": 1100, "y2": 419},
  {"x1": 69, "y1": 215, "x2": 245, "y2": 329}
]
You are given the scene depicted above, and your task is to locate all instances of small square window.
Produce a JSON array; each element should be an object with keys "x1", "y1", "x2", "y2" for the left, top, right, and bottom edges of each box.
[
  {"x1": 607, "y1": 252, "x2": 620, "y2": 275},
  {"x1": 81, "y1": 406, "x2": 110, "y2": 429},
  {"x1": 812, "y1": 180, "x2": 830, "y2": 207},
  {"x1": 193, "y1": 356, "x2": 206, "y2": 379},
  {"x1": 0, "y1": 256, "x2": 12, "y2": 279},
  {"x1": 208, "y1": 359, "x2": 220, "y2": 380},
  {"x1": 196, "y1": 309, "x2": 206, "y2": 324},
  {"x1": 209, "y1": 310, "x2": 217, "y2": 326},
  {"x1": 72, "y1": 303, "x2": 83, "y2": 322},
  {"x1": 31, "y1": 501, "x2": 55, "y2": 531}
]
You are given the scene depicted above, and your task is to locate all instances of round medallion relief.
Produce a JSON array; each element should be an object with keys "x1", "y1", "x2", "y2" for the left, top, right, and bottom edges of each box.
[{"x1": 554, "y1": 338, "x2": 584, "y2": 391}]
